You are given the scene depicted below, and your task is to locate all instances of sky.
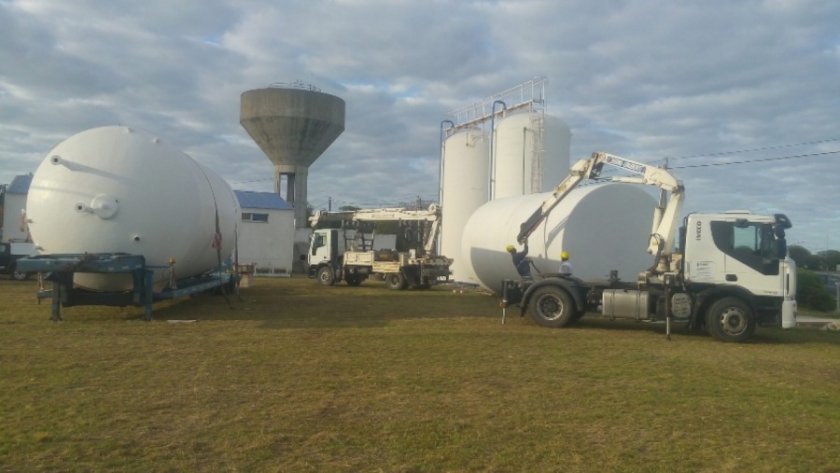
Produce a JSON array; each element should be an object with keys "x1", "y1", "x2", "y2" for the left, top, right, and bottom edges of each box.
[{"x1": 1, "y1": 0, "x2": 839, "y2": 253}]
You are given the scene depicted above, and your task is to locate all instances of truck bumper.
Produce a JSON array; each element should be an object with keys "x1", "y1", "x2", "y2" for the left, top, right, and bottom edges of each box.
[{"x1": 782, "y1": 300, "x2": 797, "y2": 329}]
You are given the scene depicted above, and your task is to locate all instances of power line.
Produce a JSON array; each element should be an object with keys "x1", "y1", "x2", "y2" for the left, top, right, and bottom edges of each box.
[
  {"x1": 671, "y1": 137, "x2": 840, "y2": 160},
  {"x1": 672, "y1": 150, "x2": 840, "y2": 169},
  {"x1": 231, "y1": 177, "x2": 273, "y2": 184}
]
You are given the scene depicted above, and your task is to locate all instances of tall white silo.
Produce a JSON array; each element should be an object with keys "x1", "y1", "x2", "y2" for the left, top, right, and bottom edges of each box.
[
  {"x1": 493, "y1": 113, "x2": 571, "y2": 200},
  {"x1": 440, "y1": 128, "x2": 489, "y2": 283}
]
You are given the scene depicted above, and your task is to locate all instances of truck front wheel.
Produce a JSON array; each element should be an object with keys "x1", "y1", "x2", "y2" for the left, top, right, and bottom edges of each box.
[
  {"x1": 529, "y1": 286, "x2": 575, "y2": 328},
  {"x1": 317, "y1": 266, "x2": 336, "y2": 286},
  {"x1": 706, "y1": 297, "x2": 755, "y2": 343},
  {"x1": 10, "y1": 263, "x2": 29, "y2": 281},
  {"x1": 385, "y1": 272, "x2": 407, "y2": 290}
]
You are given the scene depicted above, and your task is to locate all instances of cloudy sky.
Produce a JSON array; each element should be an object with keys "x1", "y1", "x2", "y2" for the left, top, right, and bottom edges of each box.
[{"x1": 1, "y1": 0, "x2": 839, "y2": 252}]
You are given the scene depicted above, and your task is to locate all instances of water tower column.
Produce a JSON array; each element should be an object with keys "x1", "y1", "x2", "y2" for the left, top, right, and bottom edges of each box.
[{"x1": 274, "y1": 164, "x2": 308, "y2": 227}]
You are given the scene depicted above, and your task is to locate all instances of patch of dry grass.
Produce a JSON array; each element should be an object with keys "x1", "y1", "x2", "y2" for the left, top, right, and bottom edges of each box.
[{"x1": 1, "y1": 277, "x2": 839, "y2": 472}]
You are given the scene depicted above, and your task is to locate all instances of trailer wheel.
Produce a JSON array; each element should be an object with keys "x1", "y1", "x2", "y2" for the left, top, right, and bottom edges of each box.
[
  {"x1": 706, "y1": 297, "x2": 755, "y2": 343},
  {"x1": 317, "y1": 266, "x2": 336, "y2": 286},
  {"x1": 529, "y1": 286, "x2": 575, "y2": 328},
  {"x1": 345, "y1": 275, "x2": 362, "y2": 286},
  {"x1": 385, "y1": 272, "x2": 407, "y2": 290}
]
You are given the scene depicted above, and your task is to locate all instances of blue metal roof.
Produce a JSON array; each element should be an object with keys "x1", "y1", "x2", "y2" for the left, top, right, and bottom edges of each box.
[
  {"x1": 234, "y1": 190, "x2": 293, "y2": 210},
  {"x1": 7, "y1": 174, "x2": 32, "y2": 194}
]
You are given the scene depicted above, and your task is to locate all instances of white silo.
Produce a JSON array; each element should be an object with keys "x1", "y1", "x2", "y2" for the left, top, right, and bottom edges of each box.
[
  {"x1": 461, "y1": 184, "x2": 656, "y2": 293},
  {"x1": 440, "y1": 128, "x2": 489, "y2": 282},
  {"x1": 493, "y1": 113, "x2": 571, "y2": 199}
]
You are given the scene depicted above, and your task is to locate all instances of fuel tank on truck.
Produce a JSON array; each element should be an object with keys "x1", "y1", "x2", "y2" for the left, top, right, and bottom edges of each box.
[
  {"x1": 461, "y1": 184, "x2": 657, "y2": 293},
  {"x1": 26, "y1": 126, "x2": 240, "y2": 291}
]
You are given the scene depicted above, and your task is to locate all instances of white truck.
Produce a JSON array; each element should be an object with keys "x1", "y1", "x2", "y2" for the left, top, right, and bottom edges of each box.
[
  {"x1": 502, "y1": 152, "x2": 797, "y2": 343},
  {"x1": 306, "y1": 205, "x2": 453, "y2": 290}
]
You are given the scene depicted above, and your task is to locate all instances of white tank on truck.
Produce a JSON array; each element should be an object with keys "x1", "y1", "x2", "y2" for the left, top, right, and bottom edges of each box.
[
  {"x1": 461, "y1": 184, "x2": 656, "y2": 293},
  {"x1": 26, "y1": 126, "x2": 240, "y2": 291}
]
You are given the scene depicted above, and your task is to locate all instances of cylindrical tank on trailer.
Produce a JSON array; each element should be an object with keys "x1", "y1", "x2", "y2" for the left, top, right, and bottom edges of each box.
[
  {"x1": 461, "y1": 184, "x2": 656, "y2": 292},
  {"x1": 440, "y1": 128, "x2": 489, "y2": 282},
  {"x1": 493, "y1": 113, "x2": 571, "y2": 199},
  {"x1": 26, "y1": 126, "x2": 240, "y2": 291}
]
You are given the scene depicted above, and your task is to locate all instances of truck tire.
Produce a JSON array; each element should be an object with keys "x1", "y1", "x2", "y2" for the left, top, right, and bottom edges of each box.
[
  {"x1": 529, "y1": 286, "x2": 575, "y2": 328},
  {"x1": 10, "y1": 263, "x2": 29, "y2": 281},
  {"x1": 385, "y1": 272, "x2": 407, "y2": 290},
  {"x1": 706, "y1": 297, "x2": 756, "y2": 343},
  {"x1": 345, "y1": 275, "x2": 362, "y2": 286},
  {"x1": 317, "y1": 266, "x2": 336, "y2": 286}
]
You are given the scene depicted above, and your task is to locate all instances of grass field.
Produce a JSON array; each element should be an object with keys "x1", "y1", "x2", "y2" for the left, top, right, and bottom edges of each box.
[{"x1": 1, "y1": 276, "x2": 839, "y2": 472}]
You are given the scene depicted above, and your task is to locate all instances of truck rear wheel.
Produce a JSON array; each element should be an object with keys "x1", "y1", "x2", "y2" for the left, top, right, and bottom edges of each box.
[
  {"x1": 385, "y1": 272, "x2": 407, "y2": 290},
  {"x1": 529, "y1": 286, "x2": 575, "y2": 328},
  {"x1": 317, "y1": 266, "x2": 336, "y2": 286},
  {"x1": 706, "y1": 297, "x2": 755, "y2": 343}
]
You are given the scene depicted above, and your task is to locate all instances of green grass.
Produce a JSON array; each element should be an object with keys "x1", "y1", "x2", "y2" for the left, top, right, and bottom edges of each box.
[{"x1": 1, "y1": 277, "x2": 839, "y2": 472}]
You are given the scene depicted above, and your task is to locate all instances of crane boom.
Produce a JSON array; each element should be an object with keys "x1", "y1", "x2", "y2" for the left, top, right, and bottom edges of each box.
[
  {"x1": 309, "y1": 204, "x2": 442, "y2": 255},
  {"x1": 517, "y1": 152, "x2": 685, "y2": 259}
]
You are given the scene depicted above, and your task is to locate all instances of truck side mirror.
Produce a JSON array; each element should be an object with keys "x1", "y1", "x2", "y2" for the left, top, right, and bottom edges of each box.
[{"x1": 300, "y1": 254, "x2": 307, "y2": 261}]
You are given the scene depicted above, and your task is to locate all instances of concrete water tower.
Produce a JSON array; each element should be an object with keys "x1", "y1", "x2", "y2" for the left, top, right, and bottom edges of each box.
[{"x1": 240, "y1": 82, "x2": 345, "y2": 228}]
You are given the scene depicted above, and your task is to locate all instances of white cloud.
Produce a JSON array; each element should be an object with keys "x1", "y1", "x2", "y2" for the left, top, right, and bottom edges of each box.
[{"x1": 0, "y1": 0, "x2": 839, "y2": 251}]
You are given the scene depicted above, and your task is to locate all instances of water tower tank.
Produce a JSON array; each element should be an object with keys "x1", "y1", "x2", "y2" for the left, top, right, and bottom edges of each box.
[
  {"x1": 240, "y1": 85, "x2": 345, "y2": 228},
  {"x1": 439, "y1": 128, "x2": 489, "y2": 282},
  {"x1": 493, "y1": 113, "x2": 571, "y2": 199}
]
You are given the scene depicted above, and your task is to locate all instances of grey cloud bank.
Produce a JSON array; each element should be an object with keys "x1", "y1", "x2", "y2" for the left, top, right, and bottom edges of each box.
[{"x1": 1, "y1": 0, "x2": 838, "y2": 252}]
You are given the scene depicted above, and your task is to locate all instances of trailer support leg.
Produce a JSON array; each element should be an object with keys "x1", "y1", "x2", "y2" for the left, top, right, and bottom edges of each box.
[
  {"x1": 664, "y1": 274, "x2": 674, "y2": 341},
  {"x1": 143, "y1": 269, "x2": 154, "y2": 321},
  {"x1": 501, "y1": 280, "x2": 509, "y2": 325},
  {"x1": 50, "y1": 280, "x2": 61, "y2": 322}
]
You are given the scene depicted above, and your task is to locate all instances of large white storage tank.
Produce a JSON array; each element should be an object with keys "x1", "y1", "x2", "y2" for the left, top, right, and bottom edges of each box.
[
  {"x1": 26, "y1": 126, "x2": 240, "y2": 291},
  {"x1": 440, "y1": 128, "x2": 489, "y2": 282},
  {"x1": 461, "y1": 184, "x2": 656, "y2": 292},
  {"x1": 493, "y1": 113, "x2": 571, "y2": 199}
]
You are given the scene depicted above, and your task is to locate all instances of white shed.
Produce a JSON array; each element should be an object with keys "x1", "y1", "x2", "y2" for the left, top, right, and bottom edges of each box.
[
  {"x1": 1, "y1": 174, "x2": 32, "y2": 242},
  {"x1": 234, "y1": 190, "x2": 295, "y2": 276}
]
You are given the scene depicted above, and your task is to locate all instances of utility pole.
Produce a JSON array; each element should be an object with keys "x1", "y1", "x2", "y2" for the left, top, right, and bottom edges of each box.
[{"x1": 328, "y1": 196, "x2": 332, "y2": 212}]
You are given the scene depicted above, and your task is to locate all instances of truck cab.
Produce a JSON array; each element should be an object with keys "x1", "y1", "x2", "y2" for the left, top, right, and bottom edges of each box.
[
  {"x1": 0, "y1": 241, "x2": 37, "y2": 280},
  {"x1": 308, "y1": 228, "x2": 342, "y2": 276},
  {"x1": 683, "y1": 212, "x2": 794, "y2": 297},
  {"x1": 681, "y1": 211, "x2": 797, "y2": 332}
]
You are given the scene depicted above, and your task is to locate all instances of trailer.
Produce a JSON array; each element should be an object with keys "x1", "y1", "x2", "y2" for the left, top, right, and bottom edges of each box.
[{"x1": 16, "y1": 253, "x2": 236, "y2": 321}]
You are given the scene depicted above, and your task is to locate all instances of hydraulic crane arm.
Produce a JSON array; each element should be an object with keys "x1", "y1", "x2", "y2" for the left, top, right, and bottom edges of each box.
[
  {"x1": 309, "y1": 204, "x2": 443, "y2": 255},
  {"x1": 309, "y1": 204, "x2": 441, "y2": 228},
  {"x1": 517, "y1": 152, "x2": 685, "y2": 257}
]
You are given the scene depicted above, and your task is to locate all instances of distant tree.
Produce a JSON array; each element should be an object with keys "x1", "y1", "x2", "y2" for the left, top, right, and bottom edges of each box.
[
  {"x1": 796, "y1": 268, "x2": 836, "y2": 312},
  {"x1": 817, "y1": 250, "x2": 840, "y2": 272},
  {"x1": 788, "y1": 245, "x2": 811, "y2": 268},
  {"x1": 306, "y1": 203, "x2": 314, "y2": 227},
  {"x1": 339, "y1": 205, "x2": 361, "y2": 212}
]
